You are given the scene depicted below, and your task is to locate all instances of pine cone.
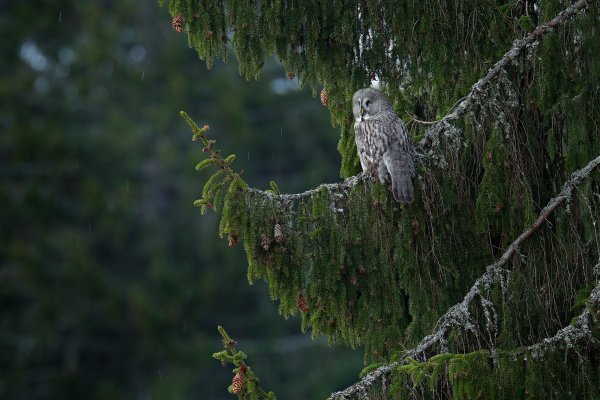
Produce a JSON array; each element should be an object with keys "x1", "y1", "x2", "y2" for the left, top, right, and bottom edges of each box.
[
  {"x1": 297, "y1": 293, "x2": 309, "y2": 313},
  {"x1": 228, "y1": 233, "x2": 238, "y2": 247},
  {"x1": 320, "y1": 88, "x2": 329, "y2": 107},
  {"x1": 172, "y1": 15, "x2": 184, "y2": 33},
  {"x1": 231, "y1": 373, "x2": 244, "y2": 394},
  {"x1": 287, "y1": 71, "x2": 295, "y2": 80},
  {"x1": 274, "y1": 223, "x2": 284, "y2": 243},
  {"x1": 260, "y1": 234, "x2": 272, "y2": 251}
]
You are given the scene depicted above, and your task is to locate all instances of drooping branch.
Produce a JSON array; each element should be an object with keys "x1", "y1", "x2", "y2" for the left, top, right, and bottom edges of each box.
[
  {"x1": 329, "y1": 153, "x2": 600, "y2": 399},
  {"x1": 235, "y1": 0, "x2": 592, "y2": 202}
]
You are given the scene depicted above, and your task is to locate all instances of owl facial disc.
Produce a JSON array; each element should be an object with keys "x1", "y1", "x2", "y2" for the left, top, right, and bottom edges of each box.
[{"x1": 356, "y1": 99, "x2": 370, "y2": 122}]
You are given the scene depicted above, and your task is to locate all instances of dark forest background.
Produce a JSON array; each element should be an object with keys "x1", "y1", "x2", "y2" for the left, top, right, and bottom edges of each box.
[{"x1": 0, "y1": 1, "x2": 362, "y2": 398}]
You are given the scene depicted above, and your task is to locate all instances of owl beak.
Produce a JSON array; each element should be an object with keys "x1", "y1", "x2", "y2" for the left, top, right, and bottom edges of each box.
[{"x1": 360, "y1": 106, "x2": 366, "y2": 118}]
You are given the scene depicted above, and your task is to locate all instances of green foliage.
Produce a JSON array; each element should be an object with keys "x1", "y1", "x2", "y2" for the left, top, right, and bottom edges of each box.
[
  {"x1": 474, "y1": 126, "x2": 536, "y2": 241},
  {"x1": 182, "y1": 111, "x2": 246, "y2": 215}
]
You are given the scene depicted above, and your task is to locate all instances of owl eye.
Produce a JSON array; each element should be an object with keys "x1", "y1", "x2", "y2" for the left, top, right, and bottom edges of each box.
[{"x1": 365, "y1": 100, "x2": 372, "y2": 107}]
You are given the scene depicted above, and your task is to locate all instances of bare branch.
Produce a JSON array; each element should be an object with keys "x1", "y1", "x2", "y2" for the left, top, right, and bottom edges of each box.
[
  {"x1": 245, "y1": 171, "x2": 372, "y2": 202},
  {"x1": 329, "y1": 154, "x2": 600, "y2": 399}
]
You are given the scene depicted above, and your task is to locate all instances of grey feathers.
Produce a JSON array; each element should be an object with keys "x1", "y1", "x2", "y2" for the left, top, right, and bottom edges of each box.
[
  {"x1": 382, "y1": 145, "x2": 415, "y2": 203},
  {"x1": 353, "y1": 88, "x2": 415, "y2": 203}
]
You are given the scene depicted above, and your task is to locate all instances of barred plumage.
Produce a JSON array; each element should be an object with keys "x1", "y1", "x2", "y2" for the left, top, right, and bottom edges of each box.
[{"x1": 352, "y1": 88, "x2": 415, "y2": 203}]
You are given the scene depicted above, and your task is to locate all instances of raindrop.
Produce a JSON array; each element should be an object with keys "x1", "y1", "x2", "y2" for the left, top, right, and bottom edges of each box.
[
  {"x1": 141, "y1": 70, "x2": 145, "y2": 80},
  {"x1": 158, "y1": 369, "x2": 162, "y2": 380},
  {"x1": 58, "y1": 11, "x2": 62, "y2": 23},
  {"x1": 247, "y1": 152, "x2": 250, "y2": 160}
]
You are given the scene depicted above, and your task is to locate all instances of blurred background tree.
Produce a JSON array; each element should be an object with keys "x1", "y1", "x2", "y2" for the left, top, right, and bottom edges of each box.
[{"x1": 0, "y1": 1, "x2": 362, "y2": 399}]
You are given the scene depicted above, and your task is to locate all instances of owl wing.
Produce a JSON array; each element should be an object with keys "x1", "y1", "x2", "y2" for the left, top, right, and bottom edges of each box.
[
  {"x1": 382, "y1": 117, "x2": 415, "y2": 203},
  {"x1": 383, "y1": 144, "x2": 415, "y2": 203}
]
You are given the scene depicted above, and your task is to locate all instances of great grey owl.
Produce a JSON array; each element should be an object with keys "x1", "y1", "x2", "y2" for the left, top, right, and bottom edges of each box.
[{"x1": 353, "y1": 88, "x2": 415, "y2": 203}]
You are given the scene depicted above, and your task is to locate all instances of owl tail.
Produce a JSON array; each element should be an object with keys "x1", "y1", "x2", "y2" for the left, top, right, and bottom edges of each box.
[{"x1": 383, "y1": 146, "x2": 415, "y2": 204}]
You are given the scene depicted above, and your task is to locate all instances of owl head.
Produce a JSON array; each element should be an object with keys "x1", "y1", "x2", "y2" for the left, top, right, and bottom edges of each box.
[{"x1": 352, "y1": 88, "x2": 393, "y2": 122}]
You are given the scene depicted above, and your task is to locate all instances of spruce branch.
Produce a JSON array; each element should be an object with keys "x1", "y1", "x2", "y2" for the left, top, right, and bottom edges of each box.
[
  {"x1": 213, "y1": 326, "x2": 277, "y2": 400},
  {"x1": 180, "y1": 111, "x2": 247, "y2": 214},
  {"x1": 329, "y1": 153, "x2": 600, "y2": 399}
]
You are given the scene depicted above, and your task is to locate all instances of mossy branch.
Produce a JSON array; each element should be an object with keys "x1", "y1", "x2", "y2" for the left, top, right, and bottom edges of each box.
[
  {"x1": 329, "y1": 153, "x2": 600, "y2": 399},
  {"x1": 213, "y1": 326, "x2": 277, "y2": 400}
]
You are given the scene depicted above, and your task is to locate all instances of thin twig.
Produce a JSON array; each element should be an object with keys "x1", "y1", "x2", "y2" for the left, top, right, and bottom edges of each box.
[
  {"x1": 405, "y1": 111, "x2": 440, "y2": 125},
  {"x1": 329, "y1": 154, "x2": 600, "y2": 399}
]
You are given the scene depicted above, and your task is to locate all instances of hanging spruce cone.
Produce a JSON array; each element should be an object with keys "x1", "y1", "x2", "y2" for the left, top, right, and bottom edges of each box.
[
  {"x1": 320, "y1": 88, "x2": 329, "y2": 107},
  {"x1": 172, "y1": 15, "x2": 184, "y2": 33},
  {"x1": 228, "y1": 232, "x2": 238, "y2": 247},
  {"x1": 260, "y1": 233, "x2": 272, "y2": 251},
  {"x1": 297, "y1": 293, "x2": 309, "y2": 313},
  {"x1": 274, "y1": 223, "x2": 284, "y2": 243},
  {"x1": 231, "y1": 373, "x2": 244, "y2": 394},
  {"x1": 287, "y1": 71, "x2": 295, "y2": 80}
]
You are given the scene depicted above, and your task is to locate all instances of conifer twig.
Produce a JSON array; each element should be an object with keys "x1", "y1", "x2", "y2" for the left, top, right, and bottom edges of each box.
[
  {"x1": 405, "y1": 111, "x2": 440, "y2": 125},
  {"x1": 181, "y1": 111, "x2": 247, "y2": 213},
  {"x1": 213, "y1": 326, "x2": 276, "y2": 399},
  {"x1": 181, "y1": 111, "x2": 240, "y2": 182},
  {"x1": 329, "y1": 153, "x2": 600, "y2": 399}
]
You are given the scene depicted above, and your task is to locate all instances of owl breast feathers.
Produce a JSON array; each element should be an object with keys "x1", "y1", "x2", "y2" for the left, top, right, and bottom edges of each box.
[{"x1": 352, "y1": 88, "x2": 415, "y2": 203}]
